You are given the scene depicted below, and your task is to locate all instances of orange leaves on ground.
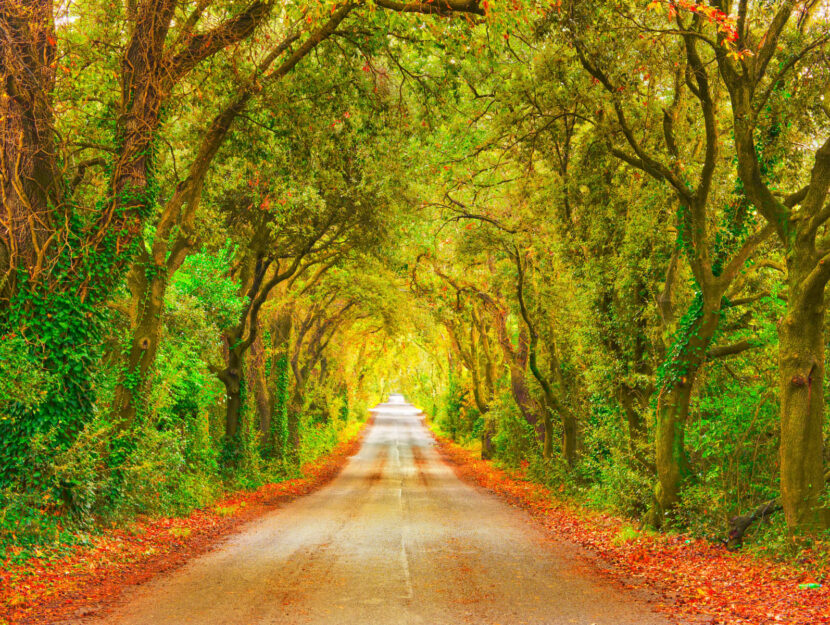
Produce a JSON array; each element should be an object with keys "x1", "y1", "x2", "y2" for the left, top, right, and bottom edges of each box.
[
  {"x1": 0, "y1": 427, "x2": 366, "y2": 625},
  {"x1": 434, "y1": 436, "x2": 830, "y2": 625}
]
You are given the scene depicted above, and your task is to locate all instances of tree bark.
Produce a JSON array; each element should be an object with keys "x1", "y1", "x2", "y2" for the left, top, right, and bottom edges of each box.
[
  {"x1": 778, "y1": 261, "x2": 828, "y2": 531},
  {"x1": 111, "y1": 246, "x2": 167, "y2": 426},
  {"x1": 270, "y1": 352, "x2": 291, "y2": 460},
  {"x1": 619, "y1": 384, "x2": 654, "y2": 473},
  {"x1": 477, "y1": 293, "x2": 543, "y2": 430},
  {"x1": 220, "y1": 345, "x2": 246, "y2": 441},
  {"x1": 653, "y1": 305, "x2": 721, "y2": 519},
  {"x1": 514, "y1": 251, "x2": 575, "y2": 465},
  {"x1": 248, "y1": 331, "x2": 271, "y2": 437},
  {"x1": 476, "y1": 314, "x2": 499, "y2": 459},
  {"x1": 619, "y1": 385, "x2": 648, "y2": 451},
  {"x1": 265, "y1": 306, "x2": 292, "y2": 458},
  {"x1": 0, "y1": 0, "x2": 60, "y2": 294},
  {"x1": 286, "y1": 386, "x2": 303, "y2": 464},
  {"x1": 653, "y1": 377, "x2": 695, "y2": 519}
]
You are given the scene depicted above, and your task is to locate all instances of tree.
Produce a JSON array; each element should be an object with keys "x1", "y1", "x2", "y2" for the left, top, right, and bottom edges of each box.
[
  {"x1": 712, "y1": 0, "x2": 830, "y2": 532},
  {"x1": 556, "y1": 0, "x2": 776, "y2": 522},
  {"x1": 0, "y1": 0, "x2": 272, "y2": 481}
]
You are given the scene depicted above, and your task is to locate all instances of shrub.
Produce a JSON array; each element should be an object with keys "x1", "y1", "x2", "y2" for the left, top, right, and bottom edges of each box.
[{"x1": 491, "y1": 393, "x2": 538, "y2": 469}]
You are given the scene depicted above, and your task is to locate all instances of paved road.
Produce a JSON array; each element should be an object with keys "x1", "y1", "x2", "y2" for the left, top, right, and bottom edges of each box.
[{"x1": 88, "y1": 402, "x2": 674, "y2": 625}]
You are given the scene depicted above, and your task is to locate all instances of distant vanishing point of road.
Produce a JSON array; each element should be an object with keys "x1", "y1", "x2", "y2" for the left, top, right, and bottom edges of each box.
[{"x1": 81, "y1": 396, "x2": 674, "y2": 625}]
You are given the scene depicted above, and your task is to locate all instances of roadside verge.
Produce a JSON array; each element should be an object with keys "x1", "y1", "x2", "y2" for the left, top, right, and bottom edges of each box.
[
  {"x1": 1, "y1": 423, "x2": 368, "y2": 625},
  {"x1": 432, "y1": 434, "x2": 829, "y2": 625}
]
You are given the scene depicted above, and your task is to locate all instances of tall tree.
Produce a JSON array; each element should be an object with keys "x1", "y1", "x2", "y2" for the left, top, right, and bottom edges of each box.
[{"x1": 712, "y1": 0, "x2": 830, "y2": 531}]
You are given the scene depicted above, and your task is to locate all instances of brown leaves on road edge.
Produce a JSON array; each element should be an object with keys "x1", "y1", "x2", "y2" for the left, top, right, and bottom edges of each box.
[
  {"x1": 433, "y1": 436, "x2": 830, "y2": 625},
  {"x1": 0, "y1": 424, "x2": 368, "y2": 625}
]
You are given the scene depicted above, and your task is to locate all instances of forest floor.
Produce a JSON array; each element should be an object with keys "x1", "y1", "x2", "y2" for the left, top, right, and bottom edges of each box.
[
  {"x1": 0, "y1": 424, "x2": 368, "y2": 625},
  {"x1": 433, "y1": 435, "x2": 830, "y2": 625}
]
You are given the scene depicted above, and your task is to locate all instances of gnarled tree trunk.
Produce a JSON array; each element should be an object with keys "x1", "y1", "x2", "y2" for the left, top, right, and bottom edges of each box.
[
  {"x1": 111, "y1": 247, "x2": 168, "y2": 427},
  {"x1": 716, "y1": 6, "x2": 830, "y2": 532},
  {"x1": 778, "y1": 260, "x2": 828, "y2": 531}
]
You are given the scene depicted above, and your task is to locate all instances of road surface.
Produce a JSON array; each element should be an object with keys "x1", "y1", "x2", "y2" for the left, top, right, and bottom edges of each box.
[{"x1": 87, "y1": 401, "x2": 675, "y2": 625}]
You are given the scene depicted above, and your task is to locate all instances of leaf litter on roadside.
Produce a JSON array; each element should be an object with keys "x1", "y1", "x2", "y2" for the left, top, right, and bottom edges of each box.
[{"x1": 433, "y1": 435, "x2": 830, "y2": 625}]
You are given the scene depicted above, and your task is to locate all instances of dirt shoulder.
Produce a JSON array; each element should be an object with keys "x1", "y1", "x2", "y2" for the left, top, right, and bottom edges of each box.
[
  {"x1": 432, "y1": 435, "x2": 829, "y2": 625},
  {"x1": 0, "y1": 425, "x2": 367, "y2": 625}
]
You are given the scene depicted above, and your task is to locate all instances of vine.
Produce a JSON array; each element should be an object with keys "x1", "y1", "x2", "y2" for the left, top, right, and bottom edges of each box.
[
  {"x1": 270, "y1": 354, "x2": 290, "y2": 461},
  {"x1": 0, "y1": 134, "x2": 160, "y2": 493},
  {"x1": 656, "y1": 183, "x2": 755, "y2": 393}
]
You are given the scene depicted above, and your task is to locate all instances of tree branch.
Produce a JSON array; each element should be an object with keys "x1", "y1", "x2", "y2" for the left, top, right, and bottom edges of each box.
[
  {"x1": 166, "y1": 1, "x2": 271, "y2": 86},
  {"x1": 373, "y1": 0, "x2": 484, "y2": 16},
  {"x1": 708, "y1": 340, "x2": 757, "y2": 360}
]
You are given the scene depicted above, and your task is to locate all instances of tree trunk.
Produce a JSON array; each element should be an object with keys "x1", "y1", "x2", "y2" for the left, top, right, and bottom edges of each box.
[
  {"x1": 778, "y1": 261, "x2": 829, "y2": 531},
  {"x1": 654, "y1": 378, "x2": 695, "y2": 520},
  {"x1": 220, "y1": 346, "x2": 245, "y2": 442},
  {"x1": 562, "y1": 410, "x2": 577, "y2": 467},
  {"x1": 507, "y1": 363, "x2": 541, "y2": 429},
  {"x1": 215, "y1": 252, "x2": 280, "y2": 447},
  {"x1": 619, "y1": 384, "x2": 654, "y2": 473},
  {"x1": 721, "y1": 57, "x2": 830, "y2": 533},
  {"x1": 225, "y1": 384, "x2": 243, "y2": 440},
  {"x1": 111, "y1": 258, "x2": 167, "y2": 427},
  {"x1": 248, "y1": 332, "x2": 272, "y2": 437},
  {"x1": 0, "y1": 0, "x2": 60, "y2": 294},
  {"x1": 653, "y1": 305, "x2": 720, "y2": 523},
  {"x1": 476, "y1": 315, "x2": 498, "y2": 460},
  {"x1": 481, "y1": 417, "x2": 496, "y2": 460},
  {"x1": 270, "y1": 353, "x2": 290, "y2": 459},
  {"x1": 542, "y1": 408, "x2": 554, "y2": 460},
  {"x1": 286, "y1": 387, "x2": 303, "y2": 464},
  {"x1": 267, "y1": 307, "x2": 292, "y2": 459},
  {"x1": 619, "y1": 385, "x2": 648, "y2": 452}
]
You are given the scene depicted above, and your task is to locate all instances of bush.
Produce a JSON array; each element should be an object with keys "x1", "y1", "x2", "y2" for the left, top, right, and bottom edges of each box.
[
  {"x1": 0, "y1": 489, "x2": 68, "y2": 562},
  {"x1": 47, "y1": 419, "x2": 110, "y2": 524},
  {"x1": 491, "y1": 393, "x2": 538, "y2": 469},
  {"x1": 299, "y1": 413, "x2": 339, "y2": 467},
  {"x1": 676, "y1": 375, "x2": 780, "y2": 537},
  {"x1": 112, "y1": 424, "x2": 221, "y2": 519},
  {"x1": 0, "y1": 334, "x2": 55, "y2": 413},
  {"x1": 578, "y1": 399, "x2": 654, "y2": 519},
  {"x1": 436, "y1": 374, "x2": 464, "y2": 439}
]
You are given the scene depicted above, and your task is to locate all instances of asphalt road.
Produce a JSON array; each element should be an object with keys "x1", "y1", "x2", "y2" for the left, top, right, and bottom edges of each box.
[{"x1": 87, "y1": 401, "x2": 675, "y2": 625}]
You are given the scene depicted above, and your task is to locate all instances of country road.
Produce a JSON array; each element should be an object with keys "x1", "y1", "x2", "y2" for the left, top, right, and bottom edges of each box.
[{"x1": 85, "y1": 398, "x2": 675, "y2": 625}]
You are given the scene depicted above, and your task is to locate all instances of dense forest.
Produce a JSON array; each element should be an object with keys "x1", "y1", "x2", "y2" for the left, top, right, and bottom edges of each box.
[{"x1": 1, "y1": 0, "x2": 829, "y2": 567}]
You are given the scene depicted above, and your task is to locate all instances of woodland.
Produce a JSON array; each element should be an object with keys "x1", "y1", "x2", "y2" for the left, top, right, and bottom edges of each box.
[{"x1": 1, "y1": 0, "x2": 830, "y2": 571}]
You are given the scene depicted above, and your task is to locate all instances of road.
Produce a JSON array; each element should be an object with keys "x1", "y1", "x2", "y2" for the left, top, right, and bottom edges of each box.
[{"x1": 87, "y1": 400, "x2": 675, "y2": 625}]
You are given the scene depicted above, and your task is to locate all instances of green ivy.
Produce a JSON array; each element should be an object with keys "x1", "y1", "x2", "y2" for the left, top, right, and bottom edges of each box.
[{"x1": 269, "y1": 354, "x2": 290, "y2": 460}]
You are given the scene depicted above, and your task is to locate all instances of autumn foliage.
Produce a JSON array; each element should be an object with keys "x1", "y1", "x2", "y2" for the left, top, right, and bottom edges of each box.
[{"x1": 2, "y1": 0, "x2": 830, "y2": 616}]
